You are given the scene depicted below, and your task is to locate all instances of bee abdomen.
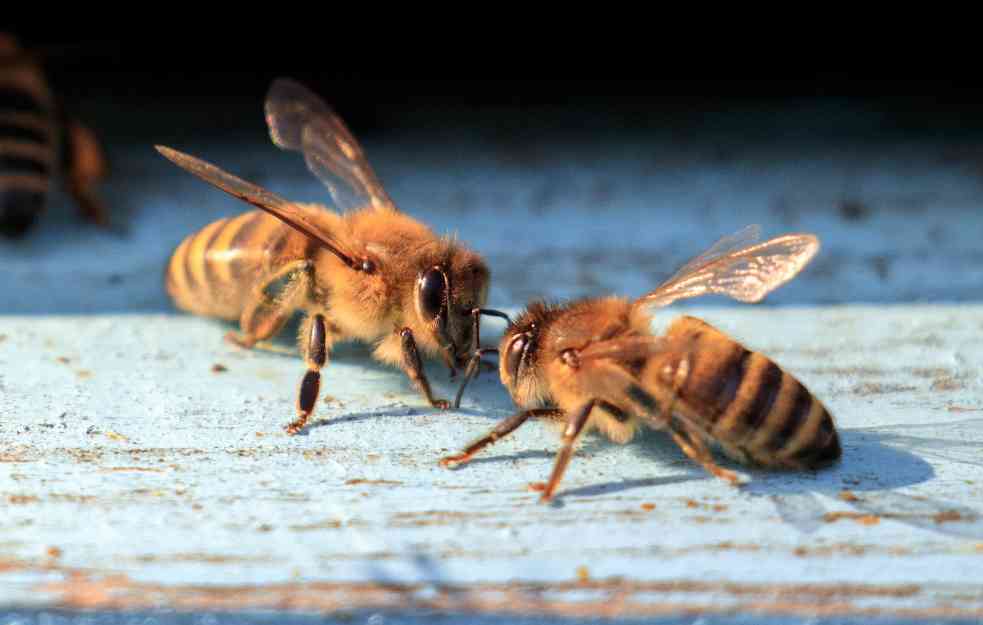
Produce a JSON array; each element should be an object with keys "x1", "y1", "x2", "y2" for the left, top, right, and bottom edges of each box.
[
  {"x1": 710, "y1": 351, "x2": 839, "y2": 469},
  {"x1": 656, "y1": 315, "x2": 839, "y2": 471},
  {"x1": 0, "y1": 84, "x2": 56, "y2": 237},
  {"x1": 166, "y1": 210, "x2": 307, "y2": 319}
]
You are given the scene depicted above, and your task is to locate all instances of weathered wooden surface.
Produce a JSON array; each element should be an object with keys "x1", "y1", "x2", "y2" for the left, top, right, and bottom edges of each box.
[{"x1": 1, "y1": 305, "x2": 982, "y2": 622}]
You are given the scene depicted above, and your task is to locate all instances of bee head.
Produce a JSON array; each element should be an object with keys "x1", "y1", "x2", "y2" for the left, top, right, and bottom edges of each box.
[
  {"x1": 498, "y1": 301, "x2": 558, "y2": 406},
  {"x1": 412, "y1": 251, "x2": 490, "y2": 368}
]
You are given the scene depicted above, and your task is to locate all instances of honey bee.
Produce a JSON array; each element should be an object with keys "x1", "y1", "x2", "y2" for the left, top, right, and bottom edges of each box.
[
  {"x1": 0, "y1": 34, "x2": 108, "y2": 236},
  {"x1": 158, "y1": 78, "x2": 507, "y2": 434},
  {"x1": 442, "y1": 226, "x2": 840, "y2": 502}
]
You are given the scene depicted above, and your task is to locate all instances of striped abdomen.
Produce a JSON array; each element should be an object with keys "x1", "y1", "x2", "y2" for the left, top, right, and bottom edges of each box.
[
  {"x1": 166, "y1": 210, "x2": 318, "y2": 319},
  {"x1": 0, "y1": 55, "x2": 56, "y2": 237},
  {"x1": 648, "y1": 316, "x2": 840, "y2": 469}
]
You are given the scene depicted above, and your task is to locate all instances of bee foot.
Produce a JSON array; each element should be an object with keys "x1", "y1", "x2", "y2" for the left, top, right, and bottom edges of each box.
[
  {"x1": 439, "y1": 454, "x2": 469, "y2": 468},
  {"x1": 284, "y1": 419, "x2": 307, "y2": 436},
  {"x1": 715, "y1": 468, "x2": 741, "y2": 485},
  {"x1": 225, "y1": 332, "x2": 256, "y2": 349}
]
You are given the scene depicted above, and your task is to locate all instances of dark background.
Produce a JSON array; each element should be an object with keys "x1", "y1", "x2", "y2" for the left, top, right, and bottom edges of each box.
[
  {"x1": 5, "y1": 33, "x2": 983, "y2": 311},
  {"x1": 11, "y1": 37, "x2": 983, "y2": 141}
]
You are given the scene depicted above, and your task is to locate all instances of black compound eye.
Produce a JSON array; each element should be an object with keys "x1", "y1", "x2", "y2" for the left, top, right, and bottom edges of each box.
[
  {"x1": 418, "y1": 267, "x2": 447, "y2": 320},
  {"x1": 505, "y1": 333, "x2": 528, "y2": 380}
]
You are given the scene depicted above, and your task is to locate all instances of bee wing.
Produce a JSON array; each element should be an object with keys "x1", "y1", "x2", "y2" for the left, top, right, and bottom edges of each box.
[
  {"x1": 156, "y1": 145, "x2": 360, "y2": 270},
  {"x1": 635, "y1": 226, "x2": 820, "y2": 310},
  {"x1": 266, "y1": 78, "x2": 393, "y2": 212},
  {"x1": 577, "y1": 335, "x2": 671, "y2": 364}
]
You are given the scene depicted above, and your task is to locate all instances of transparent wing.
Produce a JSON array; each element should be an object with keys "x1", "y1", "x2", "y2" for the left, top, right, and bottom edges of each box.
[
  {"x1": 666, "y1": 225, "x2": 761, "y2": 283},
  {"x1": 156, "y1": 145, "x2": 359, "y2": 270},
  {"x1": 577, "y1": 335, "x2": 670, "y2": 364},
  {"x1": 265, "y1": 78, "x2": 393, "y2": 212},
  {"x1": 635, "y1": 227, "x2": 819, "y2": 310}
]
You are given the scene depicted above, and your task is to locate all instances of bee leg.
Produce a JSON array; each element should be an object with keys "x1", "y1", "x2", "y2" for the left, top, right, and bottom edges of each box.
[
  {"x1": 226, "y1": 261, "x2": 311, "y2": 349},
  {"x1": 450, "y1": 308, "x2": 485, "y2": 407},
  {"x1": 668, "y1": 423, "x2": 740, "y2": 485},
  {"x1": 451, "y1": 347, "x2": 498, "y2": 408},
  {"x1": 400, "y1": 328, "x2": 451, "y2": 409},
  {"x1": 539, "y1": 400, "x2": 596, "y2": 503},
  {"x1": 452, "y1": 352, "x2": 481, "y2": 409},
  {"x1": 452, "y1": 307, "x2": 508, "y2": 408},
  {"x1": 285, "y1": 313, "x2": 332, "y2": 435},
  {"x1": 655, "y1": 352, "x2": 739, "y2": 485},
  {"x1": 63, "y1": 118, "x2": 110, "y2": 227},
  {"x1": 439, "y1": 408, "x2": 563, "y2": 467}
]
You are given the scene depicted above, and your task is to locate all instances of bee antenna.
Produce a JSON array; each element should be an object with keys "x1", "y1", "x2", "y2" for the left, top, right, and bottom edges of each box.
[{"x1": 478, "y1": 309, "x2": 511, "y2": 325}]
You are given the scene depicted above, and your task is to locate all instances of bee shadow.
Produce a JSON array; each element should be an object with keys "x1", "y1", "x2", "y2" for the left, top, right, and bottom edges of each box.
[
  {"x1": 551, "y1": 474, "x2": 702, "y2": 503},
  {"x1": 736, "y1": 427, "x2": 983, "y2": 539},
  {"x1": 543, "y1": 424, "x2": 983, "y2": 535}
]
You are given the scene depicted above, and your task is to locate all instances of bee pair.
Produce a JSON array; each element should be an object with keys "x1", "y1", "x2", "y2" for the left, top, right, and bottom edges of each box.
[{"x1": 161, "y1": 79, "x2": 840, "y2": 502}]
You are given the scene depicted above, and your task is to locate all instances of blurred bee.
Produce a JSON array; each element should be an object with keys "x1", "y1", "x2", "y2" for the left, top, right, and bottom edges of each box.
[
  {"x1": 442, "y1": 227, "x2": 840, "y2": 502},
  {"x1": 158, "y1": 78, "x2": 506, "y2": 434},
  {"x1": 0, "y1": 34, "x2": 108, "y2": 236}
]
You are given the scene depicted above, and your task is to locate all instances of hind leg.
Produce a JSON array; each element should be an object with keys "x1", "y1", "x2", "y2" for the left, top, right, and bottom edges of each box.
[
  {"x1": 647, "y1": 352, "x2": 739, "y2": 485},
  {"x1": 668, "y1": 423, "x2": 739, "y2": 485},
  {"x1": 226, "y1": 261, "x2": 311, "y2": 349}
]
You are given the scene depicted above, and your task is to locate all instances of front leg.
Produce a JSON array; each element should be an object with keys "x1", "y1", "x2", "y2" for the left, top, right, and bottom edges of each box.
[
  {"x1": 226, "y1": 260, "x2": 311, "y2": 349},
  {"x1": 440, "y1": 408, "x2": 563, "y2": 467},
  {"x1": 400, "y1": 328, "x2": 450, "y2": 409},
  {"x1": 285, "y1": 313, "x2": 332, "y2": 435},
  {"x1": 452, "y1": 307, "x2": 510, "y2": 408}
]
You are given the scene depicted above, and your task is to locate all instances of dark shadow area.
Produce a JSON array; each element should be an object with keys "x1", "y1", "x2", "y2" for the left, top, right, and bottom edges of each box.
[
  {"x1": 848, "y1": 418, "x2": 983, "y2": 470},
  {"x1": 553, "y1": 474, "x2": 701, "y2": 499},
  {"x1": 738, "y1": 428, "x2": 983, "y2": 539}
]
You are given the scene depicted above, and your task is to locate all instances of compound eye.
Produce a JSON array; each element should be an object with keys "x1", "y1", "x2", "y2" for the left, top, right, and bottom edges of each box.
[
  {"x1": 505, "y1": 333, "x2": 528, "y2": 380},
  {"x1": 418, "y1": 267, "x2": 447, "y2": 321}
]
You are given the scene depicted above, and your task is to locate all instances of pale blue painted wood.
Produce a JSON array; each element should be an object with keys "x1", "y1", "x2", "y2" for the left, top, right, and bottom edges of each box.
[{"x1": 1, "y1": 306, "x2": 982, "y2": 621}]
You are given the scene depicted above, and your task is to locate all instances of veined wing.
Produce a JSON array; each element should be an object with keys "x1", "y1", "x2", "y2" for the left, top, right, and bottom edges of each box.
[
  {"x1": 266, "y1": 78, "x2": 392, "y2": 212},
  {"x1": 156, "y1": 145, "x2": 361, "y2": 270},
  {"x1": 635, "y1": 227, "x2": 819, "y2": 310}
]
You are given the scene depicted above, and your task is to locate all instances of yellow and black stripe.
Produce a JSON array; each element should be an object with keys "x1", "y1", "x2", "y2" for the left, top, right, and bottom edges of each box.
[
  {"x1": 165, "y1": 210, "x2": 317, "y2": 319},
  {"x1": 0, "y1": 77, "x2": 56, "y2": 237},
  {"x1": 659, "y1": 316, "x2": 840, "y2": 469}
]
